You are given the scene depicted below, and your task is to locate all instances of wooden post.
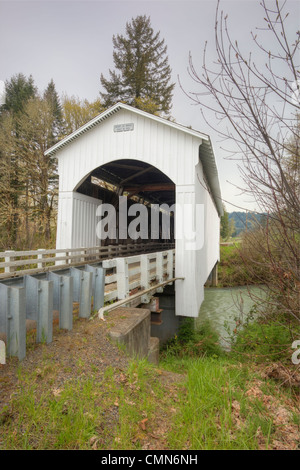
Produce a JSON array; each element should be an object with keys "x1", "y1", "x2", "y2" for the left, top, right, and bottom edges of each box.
[
  {"x1": 0, "y1": 340, "x2": 5, "y2": 365},
  {"x1": 4, "y1": 250, "x2": 15, "y2": 274},
  {"x1": 167, "y1": 250, "x2": 173, "y2": 281},
  {"x1": 141, "y1": 254, "x2": 151, "y2": 303},
  {"x1": 116, "y1": 258, "x2": 129, "y2": 299},
  {"x1": 37, "y1": 249, "x2": 46, "y2": 270},
  {"x1": 55, "y1": 250, "x2": 69, "y2": 266},
  {"x1": 81, "y1": 248, "x2": 87, "y2": 263},
  {"x1": 211, "y1": 262, "x2": 218, "y2": 287},
  {"x1": 155, "y1": 252, "x2": 164, "y2": 293}
]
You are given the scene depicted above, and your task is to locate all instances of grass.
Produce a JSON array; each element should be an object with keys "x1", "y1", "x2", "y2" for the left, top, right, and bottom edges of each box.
[
  {"x1": 218, "y1": 244, "x2": 246, "y2": 287},
  {"x1": 161, "y1": 356, "x2": 271, "y2": 450},
  {"x1": 1, "y1": 318, "x2": 299, "y2": 450},
  {"x1": 0, "y1": 357, "x2": 177, "y2": 450},
  {"x1": 218, "y1": 243, "x2": 267, "y2": 287}
]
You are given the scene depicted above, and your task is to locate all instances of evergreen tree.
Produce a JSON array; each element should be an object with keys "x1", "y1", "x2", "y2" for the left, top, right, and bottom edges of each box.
[
  {"x1": 100, "y1": 15, "x2": 175, "y2": 116},
  {"x1": 0, "y1": 74, "x2": 37, "y2": 246},
  {"x1": 2, "y1": 73, "x2": 36, "y2": 116},
  {"x1": 0, "y1": 75, "x2": 60, "y2": 247},
  {"x1": 43, "y1": 79, "x2": 65, "y2": 144},
  {"x1": 220, "y1": 207, "x2": 230, "y2": 240},
  {"x1": 0, "y1": 112, "x2": 19, "y2": 248}
]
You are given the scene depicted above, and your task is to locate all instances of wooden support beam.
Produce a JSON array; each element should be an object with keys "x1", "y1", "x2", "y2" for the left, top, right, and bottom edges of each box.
[
  {"x1": 124, "y1": 183, "x2": 175, "y2": 193},
  {"x1": 107, "y1": 162, "x2": 149, "y2": 171},
  {"x1": 120, "y1": 166, "x2": 154, "y2": 185}
]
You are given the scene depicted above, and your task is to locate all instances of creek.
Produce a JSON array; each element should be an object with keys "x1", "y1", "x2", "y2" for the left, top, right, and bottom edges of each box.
[{"x1": 196, "y1": 285, "x2": 267, "y2": 350}]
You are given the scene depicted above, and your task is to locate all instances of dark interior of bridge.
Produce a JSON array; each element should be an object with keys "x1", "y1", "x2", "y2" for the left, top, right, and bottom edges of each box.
[{"x1": 76, "y1": 159, "x2": 175, "y2": 245}]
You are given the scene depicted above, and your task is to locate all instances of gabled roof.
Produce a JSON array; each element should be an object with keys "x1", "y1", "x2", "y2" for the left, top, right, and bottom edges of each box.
[
  {"x1": 44, "y1": 102, "x2": 209, "y2": 157},
  {"x1": 45, "y1": 102, "x2": 223, "y2": 216}
]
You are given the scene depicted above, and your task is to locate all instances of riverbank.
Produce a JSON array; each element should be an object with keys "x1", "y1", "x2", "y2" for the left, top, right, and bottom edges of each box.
[
  {"x1": 218, "y1": 243, "x2": 262, "y2": 287},
  {"x1": 0, "y1": 241, "x2": 299, "y2": 450}
]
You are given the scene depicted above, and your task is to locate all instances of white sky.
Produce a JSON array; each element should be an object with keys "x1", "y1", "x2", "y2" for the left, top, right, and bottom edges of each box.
[{"x1": 1, "y1": 0, "x2": 299, "y2": 212}]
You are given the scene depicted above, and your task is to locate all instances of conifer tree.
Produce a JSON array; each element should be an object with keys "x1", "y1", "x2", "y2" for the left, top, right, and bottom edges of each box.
[
  {"x1": 43, "y1": 79, "x2": 65, "y2": 144},
  {"x1": 2, "y1": 73, "x2": 36, "y2": 116},
  {"x1": 0, "y1": 74, "x2": 37, "y2": 246},
  {"x1": 100, "y1": 15, "x2": 175, "y2": 116},
  {"x1": 220, "y1": 206, "x2": 230, "y2": 240}
]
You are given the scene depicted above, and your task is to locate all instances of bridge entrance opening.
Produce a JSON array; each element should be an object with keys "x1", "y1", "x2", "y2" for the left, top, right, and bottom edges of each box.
[{"x1": 75, "y1": 159, "x2": 176, "y2": 248}]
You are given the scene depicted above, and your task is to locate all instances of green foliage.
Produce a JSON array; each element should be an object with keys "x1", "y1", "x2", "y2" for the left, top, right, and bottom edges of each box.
[
  {"x1": 166, "y1": 356, "x2": 273, "y2": 450},
  {"x1": 220, "y1": 205, "x2": 235, "y2": 240},
  {"x1": 133, "y1": 96, "x2": 161, "y2": 115},
  {"x1": 218, "y1": 244, "x2": 252, "y2": 286},
  {"x1": 224, "y1": 212, "x2": 267, "y2": 237},
  {"x1": 43, "y1": 79, "x2": 65, "y2": 145},
  {"x1": 62, "y1": 95, "x2": 105, "y2": 136},
  {"x1": 0, "y1": 74, "x2": 39, "y2": 247},
  {"x1": 161, "y1": 318, "x2": 224, "y2": 360},
  {"x1": 2, "y1": 73, "x2": 37, "y2": 116},
  {"x1": 100, "y1": 15, "x2": 175, "y2": 116},
  {"x1": 0, "y1": 74, "x2": 64, "y2": 249},
  {"x1": 230, "y1": 316, "x2": 297, "y2": 363},
  {"x1": 220, "y1": 209, "x2": 229, "y2": 240},
  {"x1": 218, "y1": 241, "x2": 272, "y2": 287}
]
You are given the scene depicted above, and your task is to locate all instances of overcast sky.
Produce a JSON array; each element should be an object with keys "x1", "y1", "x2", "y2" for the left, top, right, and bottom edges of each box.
[{"x1": 1, "y1": 0, "x2": 299, "y2": 212}]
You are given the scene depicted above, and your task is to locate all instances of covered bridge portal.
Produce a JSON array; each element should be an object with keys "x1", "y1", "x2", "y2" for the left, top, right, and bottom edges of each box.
[{"x1": 45, "y1": 102, "x2": 223, "y2": 318}]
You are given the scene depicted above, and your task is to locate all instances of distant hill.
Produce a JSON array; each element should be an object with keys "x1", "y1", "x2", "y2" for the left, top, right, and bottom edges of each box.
[{"x1": 228, "y1": 211, "x2": 265, "y2": 236}]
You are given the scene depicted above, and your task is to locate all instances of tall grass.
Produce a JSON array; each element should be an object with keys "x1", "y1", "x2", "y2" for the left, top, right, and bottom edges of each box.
[{"x1": 164, "y1": 356, "x2": 275, "y2": 450}]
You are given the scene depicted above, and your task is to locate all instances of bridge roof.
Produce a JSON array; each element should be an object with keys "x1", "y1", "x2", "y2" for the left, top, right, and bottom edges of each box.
[{"x1": 45, "y1": 102, "x2": 210, "y2": 157}]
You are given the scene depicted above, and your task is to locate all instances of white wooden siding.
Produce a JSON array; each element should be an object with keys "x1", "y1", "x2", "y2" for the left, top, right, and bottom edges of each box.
[
  {"x1": 54, "y1": 106, "x2": 221, "y2": 318},
  {"x1": 56, "y1": 192, "x2": 101, "y2": 250},
  {"x1": 57, "y1": 109, "x2": 201, "y2": 192}
]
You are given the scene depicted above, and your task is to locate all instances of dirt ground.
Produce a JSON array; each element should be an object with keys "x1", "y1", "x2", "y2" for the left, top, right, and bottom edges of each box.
[
  {"x1": 0, "y1": 306, "x2": 184, "y2": 450},
  {"x1": 0, "y1": 307, "x2": 157, "y2": 407}
]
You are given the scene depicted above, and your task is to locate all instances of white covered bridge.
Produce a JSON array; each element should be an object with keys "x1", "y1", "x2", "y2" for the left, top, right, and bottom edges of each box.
[
  {"x1": 46, "y1": 102, "x2": 223, "y2": 319},
  {"x1": 0, "y1": 102, "x2": 223, "y2": 361}
]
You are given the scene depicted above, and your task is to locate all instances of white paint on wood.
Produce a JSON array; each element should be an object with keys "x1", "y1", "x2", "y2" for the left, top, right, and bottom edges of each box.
[
  {"x1": 49, "y1": 104, "x2": 222, "y2": 319},
  {"x1": 56, "y1": 191, "x2": 101, "y2": 250},
  {"x1": 56, "y1": 109, "x2": 201, "y2": 193},
  {"x1": 116, "y1": 258, "x2": 129, "y2": 299}
]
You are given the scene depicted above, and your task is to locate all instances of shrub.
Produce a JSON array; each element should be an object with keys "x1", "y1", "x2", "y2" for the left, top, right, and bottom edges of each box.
[
  {"x1": 161, "y1": 318, "x2": 224, "y2": 359},
  {"x1": 230, "y1": 318, "x2": 296, "y2": 363}
]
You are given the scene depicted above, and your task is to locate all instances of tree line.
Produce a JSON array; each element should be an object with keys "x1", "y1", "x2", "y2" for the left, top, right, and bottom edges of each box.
[{"x1": 0, "y1": 75, "x2": 105, "y2": 249}]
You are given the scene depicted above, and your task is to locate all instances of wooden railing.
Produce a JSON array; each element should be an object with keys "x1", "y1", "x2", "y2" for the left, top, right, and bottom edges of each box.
[
  {"x1": 103, "y1": 249, "x2": 175, "y2": 304},
  {"x1": 0, "y1": 242, "x2": 175, "y2": 279}
]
